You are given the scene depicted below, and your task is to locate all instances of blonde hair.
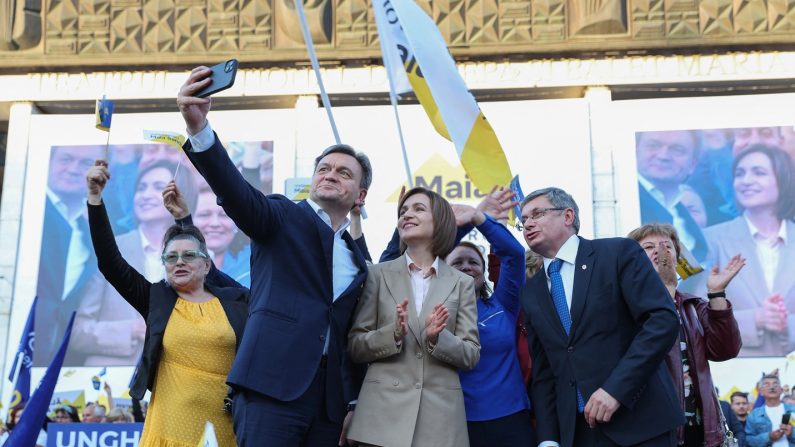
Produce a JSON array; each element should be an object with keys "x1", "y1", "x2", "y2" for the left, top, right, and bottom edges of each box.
[{"x1": 106, "y1": 408, "x2": 134, "y2": 423}]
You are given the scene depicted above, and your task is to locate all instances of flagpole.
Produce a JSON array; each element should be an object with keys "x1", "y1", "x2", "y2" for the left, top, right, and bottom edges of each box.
[
  {"x1": 373, "y1": 1, "x2": 413, "y2": 188},
  {"x1": 173, "y1": 158, "x2": 183, "y2": 183},
  {"x1": 293, "y1": 0, "x2": 341, "y2": 145},
  {"x1": 104, "y1": 129, "x2": 111, "y2": 161}
]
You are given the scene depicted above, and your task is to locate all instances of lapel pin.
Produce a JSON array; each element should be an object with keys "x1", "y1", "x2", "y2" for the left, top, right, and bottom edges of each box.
[{"x1": 581, "y1": 265, "x2": 587, "y2": 270}]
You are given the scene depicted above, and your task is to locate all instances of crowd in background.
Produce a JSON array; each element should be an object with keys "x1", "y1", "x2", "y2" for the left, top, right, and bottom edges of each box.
[{"x1": 0, "y1": 384, "x2": 149, "y2": 447}]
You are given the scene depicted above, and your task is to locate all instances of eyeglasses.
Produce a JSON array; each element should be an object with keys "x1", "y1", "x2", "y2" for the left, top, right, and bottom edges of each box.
[
  {"x1": 161, "y1": 250, "x2": 208, "y2": 265},
  {"x1": 515, "y1": 207, "x2": 566, "y2": 231}
]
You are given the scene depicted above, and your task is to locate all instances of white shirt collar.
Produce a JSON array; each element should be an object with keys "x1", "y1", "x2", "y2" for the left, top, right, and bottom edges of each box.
[
  {"x1": 542, "y1": 234, "x2": 580, "y2": 275},
  {"x1": 405, "y1": 253, "x2": 440, "y2": 274},
  {"x1": 47, "y1": 188, "x2": 82, "y2": 222},
  {"x1": 306, "y1": 198, "x2": 351, "y2": 235},
  {"x1": 137, "y1": 227, "x2": 159, "y2": 254},
  {"x1": 638, "y1": 174, "x2": 683, "y2": 208},
  {"x1": 743, "y1": 213, "x2": 787, "y2": 244}
]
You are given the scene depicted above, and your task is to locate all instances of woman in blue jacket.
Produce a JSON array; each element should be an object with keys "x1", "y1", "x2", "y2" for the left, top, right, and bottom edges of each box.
[{"x1": 449, "y1": 190, "x2": 534, "y2": 447}]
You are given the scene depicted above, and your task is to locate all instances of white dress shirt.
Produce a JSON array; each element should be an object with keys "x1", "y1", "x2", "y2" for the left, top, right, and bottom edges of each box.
[
  {"x1": 305, "y1": 198, "x2": 359, "y2": 302},
  {"x1": 542, "y1": 234, "x2": 580, "y2": 310},
  {"x1": 187, "y1": 120, "x2": 217, "y2": 152},
  {"x1": 49, "y1": 189, "x2": 90, "y2": 300},
  {"x1": 138, "y1": 228, "x2": 165, "y2": 283},
  {"x1": 405, "y1": 254, "x2": 440, "y2": 315},
  {"x1": 638, "y1": 175, "x2": 696, "y2": 253},
  {"x1": 744, "y1": 214, "x2": 787, "y2": 293}
]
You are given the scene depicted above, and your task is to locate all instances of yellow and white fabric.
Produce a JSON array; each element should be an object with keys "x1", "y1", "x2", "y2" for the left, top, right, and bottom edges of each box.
[{"x1": 372, "y1": 0, "x2": 512, "y2": 191}]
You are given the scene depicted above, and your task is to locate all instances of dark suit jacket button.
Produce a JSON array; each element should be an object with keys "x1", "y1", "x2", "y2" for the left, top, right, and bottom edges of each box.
[
  {"x1": 569, "y1": 381, "x2": 575, "y2": 387},
  {"x1": 320, "y1": 335, "x2": 326, "y2": 341},
  {"x1": 567, "y1": 346, "x2": 574, "y2": 353}
]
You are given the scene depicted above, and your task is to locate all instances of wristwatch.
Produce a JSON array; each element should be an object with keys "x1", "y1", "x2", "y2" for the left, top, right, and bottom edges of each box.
[{"x1": 707, "y1": 291, "x2": 726, "y2": 299}]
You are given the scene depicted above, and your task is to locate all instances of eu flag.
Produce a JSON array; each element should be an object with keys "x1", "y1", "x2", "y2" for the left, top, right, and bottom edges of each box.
[
  {"x1": 5, "y1": 312, "x2": 76, "y2": 447},
  {"x1": 8, "y1": 297, "x2": 36, "y2": 410},
  {"x1": 95, "y1": 95, "x2": 114, "y2": 131}
]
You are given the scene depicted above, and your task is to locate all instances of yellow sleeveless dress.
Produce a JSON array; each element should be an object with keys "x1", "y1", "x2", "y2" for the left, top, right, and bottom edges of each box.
[{"x1": 139, "y1": 297, "x2": 237, "y2": 447}]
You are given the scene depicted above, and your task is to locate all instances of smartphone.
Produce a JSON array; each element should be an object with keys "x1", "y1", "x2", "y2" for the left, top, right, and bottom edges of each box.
[
  {"x1": 783, "y1": 413, "x2": 791, "y2": 425},
  {"x1": 194, "y1": 59, "x2": 238, "y2": 98}
]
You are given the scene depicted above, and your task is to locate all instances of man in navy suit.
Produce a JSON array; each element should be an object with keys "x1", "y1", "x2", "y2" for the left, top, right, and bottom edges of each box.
[
  {"x1": 519, "y1": 187, "x2": 683, "y2": 446},
  {"x1": 636, "y1": 130, "x2": 708, "y2": 261},
  {"x1": 36, "y1": 145, "x2": 104, "y2": 366},
  {"x1": 177, "y1": 67, "x2": 371, "y2": 446}
]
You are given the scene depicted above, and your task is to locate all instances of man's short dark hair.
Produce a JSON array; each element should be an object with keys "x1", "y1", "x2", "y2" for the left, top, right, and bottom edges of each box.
[
  {"x1": 520, "y1": 187, "x2": 581, "y2": 234},
  {"x1": 730, "y1": 391, "x2": 748, "y2": 403},
  {"x1": 314, "y1": 144, "x2": 373, "y2": 190}
]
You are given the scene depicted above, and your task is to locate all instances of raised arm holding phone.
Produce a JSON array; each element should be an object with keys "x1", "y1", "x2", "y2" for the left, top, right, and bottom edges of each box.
[{"x1": 176, "y1": 66, "x2": 373, "y2": 446}]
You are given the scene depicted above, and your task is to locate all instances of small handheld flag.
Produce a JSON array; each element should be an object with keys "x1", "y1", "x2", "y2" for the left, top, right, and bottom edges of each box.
[
  {"x1": 96, "y1": 95, "x2": 115, "y2": 159},
  {"x1": 143, "y1": 130, "x2": 186, "y2": 150},
  {"x1": 95, "y1": 96, "x2": 114, "y2": 132},
  {"x1": 676, "y1": 244, "x2": 704, "y2": 280},
  {"x1": 144, "y1": 130, "x2": 187, "y2": 181},
  {"x1": 91, "y1": 367, "x2": 107, "y2": 390}
]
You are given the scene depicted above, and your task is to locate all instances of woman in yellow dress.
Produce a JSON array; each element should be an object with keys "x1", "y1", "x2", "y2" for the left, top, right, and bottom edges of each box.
[{"x1": 85, "y1": 161, "x2": 248, "y2": 446}]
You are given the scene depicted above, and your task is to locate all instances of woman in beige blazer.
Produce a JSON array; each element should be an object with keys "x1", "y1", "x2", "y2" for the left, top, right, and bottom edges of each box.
[{"x1": 348, "y1": 187, "x2": 481, "y2": 447}]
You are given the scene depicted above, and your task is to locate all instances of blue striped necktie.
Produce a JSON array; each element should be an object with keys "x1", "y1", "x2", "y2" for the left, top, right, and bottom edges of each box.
[{"x1": 548, "y1": 259, "x2": 586, "y2": 412}]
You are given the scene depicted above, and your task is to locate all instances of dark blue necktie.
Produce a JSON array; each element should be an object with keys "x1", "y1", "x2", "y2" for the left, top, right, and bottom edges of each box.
[{"x1": 548, "y1": 259, "x2": 586, "y2": 412}]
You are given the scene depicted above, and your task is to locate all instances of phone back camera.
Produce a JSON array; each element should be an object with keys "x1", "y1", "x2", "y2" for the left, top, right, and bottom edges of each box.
[{"x1": 225, "y1": 61, "x2": 235, "y2": 72}]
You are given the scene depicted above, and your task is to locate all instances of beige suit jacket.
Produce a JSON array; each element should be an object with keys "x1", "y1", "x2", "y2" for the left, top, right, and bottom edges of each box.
[
  {"x1": 348, "y1": 255, "x2": 480, "y2": 447},
  {"x1": 704, "y1": 217, "x2": 795, "y2": 356}
]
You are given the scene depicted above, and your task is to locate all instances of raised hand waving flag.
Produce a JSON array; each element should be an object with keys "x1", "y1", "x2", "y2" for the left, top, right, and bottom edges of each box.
[{"x1": 95, "y1": 95, "x2": 114, "y2": 132}]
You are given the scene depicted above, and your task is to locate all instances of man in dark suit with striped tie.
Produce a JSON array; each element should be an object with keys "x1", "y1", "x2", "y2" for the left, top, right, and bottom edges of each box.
[{"x1": 519, "y1": 187, "x2": 683, "y2": 447}]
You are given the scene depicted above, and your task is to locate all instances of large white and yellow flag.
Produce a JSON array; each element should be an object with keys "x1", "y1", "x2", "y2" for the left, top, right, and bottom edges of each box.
[{"x1": 372, "y1": 0, "x2": 513, "y2": 190}]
